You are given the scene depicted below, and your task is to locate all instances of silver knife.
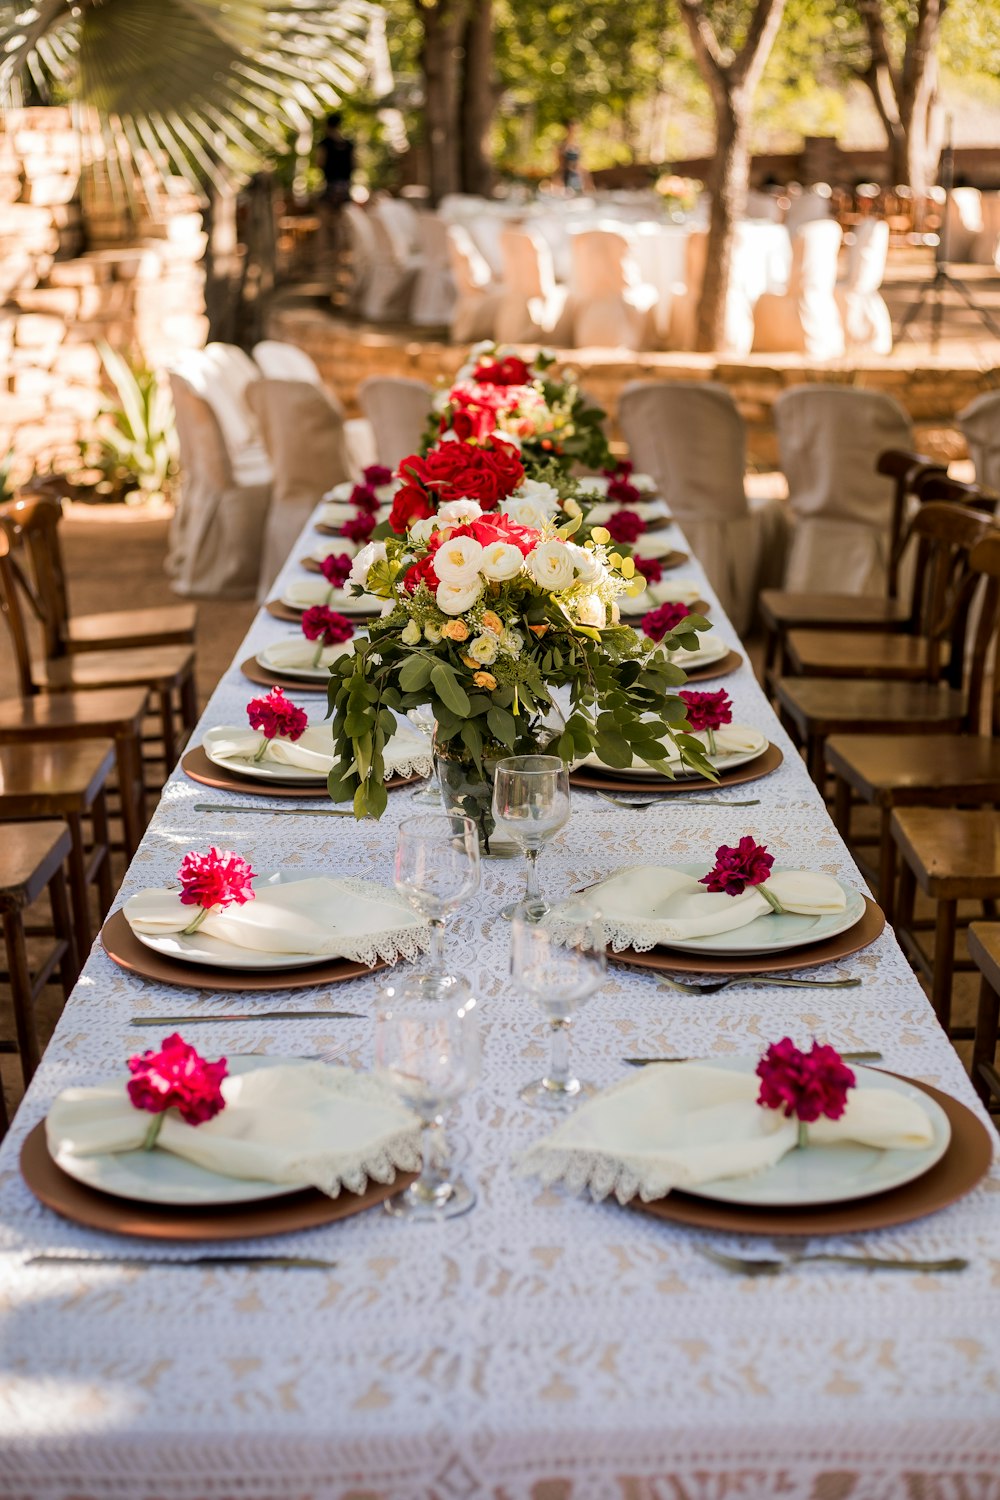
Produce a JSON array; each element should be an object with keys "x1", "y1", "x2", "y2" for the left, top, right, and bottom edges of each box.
[
  {"x1": 27, "y1": 1253, "x2": 338, "y2": 1269},
  {"x1": 624, "y1": 1049, "x2": 884, "y2": 1066},
  {"x1": 193, "y1": 803, "x2": 354, "y2": 817},
  {"x1": 131, "y1": 1010, "x2": 364, "y2": 1025}
]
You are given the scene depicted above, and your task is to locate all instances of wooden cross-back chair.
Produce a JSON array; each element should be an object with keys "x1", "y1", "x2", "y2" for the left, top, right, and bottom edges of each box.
[{"x1": 0, "y1": 495, "x2": 198, "y2": 776}]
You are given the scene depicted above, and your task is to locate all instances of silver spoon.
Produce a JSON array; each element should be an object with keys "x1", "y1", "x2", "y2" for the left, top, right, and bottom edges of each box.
[
  {"x1": 658, "y1": 974, "x2": 862, "y2": 994},
  {"x1": 624, "y1": 1049, "x2": 883, "y2": 1067},
  {"x1": 193, "y1": 803, "x2": 354, "y2": 817},
  {"x1": 597, "y1": 792, "x2": 761, "y2": 810}
]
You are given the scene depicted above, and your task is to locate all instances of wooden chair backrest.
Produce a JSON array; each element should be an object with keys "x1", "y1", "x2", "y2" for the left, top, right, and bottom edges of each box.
[
  {"x1": 875, "y1": 448, "x2": 946, "y2": 599},
  {"x1": 965, "y1": 531, "x2": 1000, "y2": 736},
  {"x1": 903, "y1": 500, "x2": 997, "y2": 690},
  {"x1": 0, "y1": 495, "x2": 68, "y2": 696}
]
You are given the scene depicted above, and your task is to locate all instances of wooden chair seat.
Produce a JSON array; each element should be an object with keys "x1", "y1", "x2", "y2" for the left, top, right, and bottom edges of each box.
[
  {"x1": 0, "y1": 739, "x2": 117, "y2": 953},
  {"x1": 892, "y1": 807, "x2": 1000, "y2": 1033},
  {"x1": 967, "y1": 922, "x2": 1000, "y2": 1109},
  {"x1": 64, "y1": 602, "x2": 197, "y2": 654},
  {"x1": 775, "y1": 675, "x2": 965, "y2": 782},
  {"x1": 784, "y1": 628, "x2": 933, "y2": 681},
  {"x1": 33, "y1": 643, "x2": 195, "y2": 694},
  {"x1": 0, "y1": 820, "x2": 78, "y2": 1111},
  {"x1": 0, "y1": 687, "x2": 149, "y2": 855},
  {"x1": 760, "y1": 589, "x2": 910, "y2": 632}
]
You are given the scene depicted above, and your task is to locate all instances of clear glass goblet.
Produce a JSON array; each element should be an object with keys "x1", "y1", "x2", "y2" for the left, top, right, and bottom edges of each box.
[
  {"x1": 511, "y1": 905, "x2": 606, "y2": 1109},
  {"x1": 376, "y1": 975, "x2": 480, "y2": 1220},
  {"x1": 491, "y1": 754, "x2": 571, "y2": 921},
  {"x1": 394, "y1": 813, "x2": 480, "y2": 996},
  {"x1": 407, "y1": 705, "x2": 441, "y2": 806}
]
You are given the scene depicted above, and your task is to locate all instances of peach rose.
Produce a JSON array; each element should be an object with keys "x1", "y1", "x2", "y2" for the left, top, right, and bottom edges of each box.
[
  {"x1": 481, "y1": 609, "x2": 504, "y2": 636},
  {"x1": 473, "y1": 671, "x2": 497, "y2": 690},
  {"x1": 442, "y1": 619, "x2": 470, "y2": 642}
]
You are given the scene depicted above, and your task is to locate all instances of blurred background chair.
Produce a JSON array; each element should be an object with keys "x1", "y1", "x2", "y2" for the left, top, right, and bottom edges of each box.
[
  {"x1": 252, "y1": 339, "x2": 324, "y2": 387},
  {"x1": 495, "y1": 227, "x2": 571, "y2": 344},
  {"x1": 362, "y1": 206, "x2": 420, "y2": 322},
  {"x1": 410, "y1": 214, "x2": 456, "y2": 327},
  {"x1": 753, "y1": 220, "x2": 845, "y2": 359},
  {"x1": 835, "y1": 219, "x2": 893, "y2": 355},
  {"x1": 447, "y1": 224, "x2": 504, "y2": 343},
  {"x1": 358, "y1": 376, "x2": 433, "y2": 470},
  {"x1": 958, "y1": 391, "x2": 1000, "y2": 495},
  {"x1": 567, "y1": 228, "x2": 658, "y2": 350}
]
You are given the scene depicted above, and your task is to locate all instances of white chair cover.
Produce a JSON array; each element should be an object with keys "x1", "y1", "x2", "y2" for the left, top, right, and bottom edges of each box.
[
  {"x1": 166, "y1": 372, "x2": 271, "y2": 600},
  {"x1": 774, "y1": 385, "x2": 914, "y2": 595},
  {"x1": 362, "y1": 210, "x2": 420, "y2": 322},
  {"x1": 753, "y1": 220, "x2": 845, "y2": 359},
  {"x1": 971, "y1": 192, "x2": 1000, "y2": 268},
  {"x1": 567, "y1": 228, "x2": 658, "y2": 350},
  {"x1": 358, "y1": 377, "x2": 433, "y2": 469},
  {"x1": 410, "y1": 215, "x2": 456, "y2": 327},
  {"x1": 617, "y1": 380, "x2": 788, "y2": 634},
  {"x1": 374, "y1": 198, "x2": 421, "y2": 262},
  {"x1": 495, "y1": 227, "x2": 572, "y2": 344},
  {"x1": 783, "y1": 188, "x2": 833, "y2": 235},
  {"x1": 835, "y1": 219, "x2": 893, "y2": 355},
  {"x1": 447, "y1": 225, "x2": 503, "y2": 343},
  {"x1": 171, "y1": 343, "x2": 272, "y2": 487},
  {"x1": 944, "y1": 187, "x2": 983, "y2": 262},
  {"x1": 667, "y1": 230, "x2": 759, "y2": 355},
  {"x1": 958, "y1": 391, "x2": 1000, "y2": 493},
  {"x1": 342, "y1": 203, "x2": 377, "y2": 311},
  {"x1": 252, "y1": 340, "x2": 324, "y2": 387},
  {"x1": 246, "y1": 379, "x2": 355, "y2": 596}
]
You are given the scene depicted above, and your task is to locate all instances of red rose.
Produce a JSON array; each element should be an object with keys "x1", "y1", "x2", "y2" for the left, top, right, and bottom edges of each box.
[
  {"x1": 388, "y1": 483, "x2": 435, "y2": 534},
  {"x1": 247, "y1": 687, "x2": 308, "y2": 742},
  {"x1": 606, "y1": 509, "x2": 646, "y2": 544},
  {"x1": 451, "y1": 410, "x2": 476, "y2": 441},
  {"x1": 127, "y1": 1033, "x2": 228, "y2": 1127},
  {"x1": 177, "y1": 847, "x2": 256, "y2": 911},
  {"x1": 301, "y1": 606, "x2": 354, "y2": 646},
  {"x1": 473, "y1": 355, "x2": 531, "y2": 386},
  {"x1": 403, "y1": 553, "x2": 440, "y2": 594},
  {"x1": 394, "y1": 441, "x2": 524, "y2": 518},
  {"x1": 461, "y1": 516, "x2": 538, "y2": 556}
]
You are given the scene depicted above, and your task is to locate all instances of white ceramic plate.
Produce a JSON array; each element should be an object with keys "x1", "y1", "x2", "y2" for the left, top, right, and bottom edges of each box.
[
  {"x1": 201, "y1": 726, "x2": 328, "y2": 785},
  {"x1": 647, "y1": 863, "x2": 866, "y2": 957},
  {"x1": 52, "y1": 1058, "x2": 309, "y2": 1207},
  {"x1": 133, "y1": 869, "x2": 338, "y2": 972},
  {"x1": 279, "y1": 586, "x2": 383, "y2": 617},
  {"x1": 664, "y1": 632, "x2": 729, "y2": 670},
  {"x1": 680, "y1": 1058, "x2": 951, "y2": 1207},
  {"x1": 257, "y1": 637, "x2": 361, "y2": 682},
  {"x1": 630, "y1": 529, "x2": 686, "y2": 560},
  {"x1": 579, "y1": 728, "x2": 767, "y2": 781}
]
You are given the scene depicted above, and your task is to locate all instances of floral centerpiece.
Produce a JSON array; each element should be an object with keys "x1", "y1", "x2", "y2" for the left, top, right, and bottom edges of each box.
[{"x1": 325, "y1": 501, "x2": 712, "y2": 843}]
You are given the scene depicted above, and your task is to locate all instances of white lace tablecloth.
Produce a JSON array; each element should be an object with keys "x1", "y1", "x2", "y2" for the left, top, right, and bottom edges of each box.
[{"x1": 0, "y1": 509, "x2": 998, "y2": 1500}]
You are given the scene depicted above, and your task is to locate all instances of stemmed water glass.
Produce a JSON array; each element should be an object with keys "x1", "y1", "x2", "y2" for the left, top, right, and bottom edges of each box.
[
  {"x1": 511, "y1": 905, "x2": 606, "y2": 1109},
  {"x1": 376, "y1": 975, "x2": 480, "y2": 1220},
  {"x1": 407, "y1": 705, "x2": 440, "y2": 806},
  {"x1": 394, "y1": 813, "x2": 480, "y2": 995},
  {"x1": 492, "y1": 754, "x2": 571, "y2": 921}
]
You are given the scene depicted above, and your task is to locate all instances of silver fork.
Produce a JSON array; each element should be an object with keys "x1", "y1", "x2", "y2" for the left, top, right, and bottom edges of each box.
[
  {"x1": 658, "y1": 974, "x2": 862, "y2": 994},
  {"x1": 624, "y1": 1049, "x2": 883, "y2": 1066},
  {"x1": 597, "y1": 792, "x2": 761, "y2": 810},
  {"x1": 695, "y1": 1244, "x2": 969, "y2": 1276}
]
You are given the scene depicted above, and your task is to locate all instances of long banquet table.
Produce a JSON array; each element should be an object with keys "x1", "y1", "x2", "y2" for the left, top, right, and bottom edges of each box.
[{"x1": 0, "y1": 504, "x2": 998, "y2": 1500}]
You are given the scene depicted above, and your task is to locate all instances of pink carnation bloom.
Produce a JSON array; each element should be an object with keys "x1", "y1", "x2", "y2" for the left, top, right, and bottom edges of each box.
[
  {"x1": 177, "y1": 847, "x2": 256, "y2": 911},
  {"x1": 699, "y1": 836, "x2": 774, "y2": 896},
  {"x1": 301, "y1": 606, "x2": 355, "y2": 647},
  {"x1": 247, "y1": 687, "x2": 308, "y2": 742},
  {"x1": 319, "y1": 552, "x2": 353, "y2": 589},
  {"x1": 364, "y1": 464, "x2": 393, "y2": 487},
  {"x1": 341, "y1": 511, "x2": 376, "y2": 542},
  {"x1": 349, "y1": 483, "x2": 380, "y2": 514},
  {"x1": 127, "y1": 1033, "x2": 228, "y2": 1127},
  {"x1": 642, "y1": 600, "x2": 691, "y2": 641},
  {"x1": 606, "y1": 509, "x2": 646, "y2": 544},
  {"x1": 635, "y1": 556, "x2": 663, "y2": 585},
  {"x1": 679, "y1": 689, "x2": 733, "y2": 734},
  {"x1": 756, "y1": 1037, "x2": 856, "y2": 1124}
]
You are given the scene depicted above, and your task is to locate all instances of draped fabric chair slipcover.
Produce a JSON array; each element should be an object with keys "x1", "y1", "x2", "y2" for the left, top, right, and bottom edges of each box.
[
  {"x1": 774, "y1": 385, "x2": 914, "y2": 595},
  {"x1": 782, "y1": 187, "x2": 834, "y2": 235},
  {"x1": 362, "y1": 209, "x2": 421, "y2": 322},
  {"x1": 943, "y1": 187, "x2": 984, "y2": 262},
  {"x1": 745, "y1": 189, "x2": 784, "y2": 223},
  {"x1": 958, "y1": 391, "x2": 1000, "y2": 493},
  {"x1": 567, "y1": 228, "x2": 658, "y2": 350},
  {"x1": 753, "y1": 220, "x2": 845, "y2": 359},
  {"x1": 972, "y1": 192, "x2": 1000, "y2": 269},
  {"x1": 170, "y1": 343, "x2": 272, "y2": 487},
  {"x1": 252, "y1": 340, "x2": 324, "y2": 387},
  {"x1": 495, "y1": 227, "x2": 572, "y2": 345},
  {"x1": 165, "y1": 373, "x2": 271, "y2": 600},
  {"x1": 446, "y1": 224, "x2": 504, "y2": 343},
  {"x1": 342, "y1": 203, "x2": 377, "y2": 313},
  {"x1": 618, "y1": 380, "x2": 788, "y2": 634},
  {"x1": 409, "y1": 214, "x2": 457, "y2": 327},
  {"x1": 358, "y1": 377, "x2": 433, "y2": 471},
  {"x1": 668, "y1": 231, "x2": 756, "y2": 354},
  {"x1": 373, "y1": 198, "x2": 421, "y2": 264},
  {"x1": 835, "y1": 218, "x2": 893, "y2": 355},
  {"x1": 246, "y1": 379, "x2": 355, "y2": 597}
]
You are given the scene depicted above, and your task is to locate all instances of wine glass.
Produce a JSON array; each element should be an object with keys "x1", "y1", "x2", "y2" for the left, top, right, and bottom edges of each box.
[
  {"x1": 511, "y1": 904, "x2": 606, "y2": 1109},
  {"x1": 492, "y1": 754, "x2": 571, "y2": 921},
  {"x1": 394, "y1": 813, "x2": 480, "y2": 995},
  {"x1": 375, "y1": 975, "x2": 480, "y2": 1220},
  {"x1": 407, "y1": 704, "x2": 440, "y2": 806}
]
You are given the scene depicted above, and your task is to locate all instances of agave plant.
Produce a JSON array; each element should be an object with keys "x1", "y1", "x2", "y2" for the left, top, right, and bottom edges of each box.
[
  {"x1": 0, "y1": 0, "x2": 381, "y2": 193},
  {"x1": 81, "y1": 343, "x2": 178, "y2": 502}
]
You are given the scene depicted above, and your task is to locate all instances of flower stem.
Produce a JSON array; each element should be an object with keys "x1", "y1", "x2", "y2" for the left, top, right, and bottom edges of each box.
[
  {"x1": 797, "y1": 1119, "x2": 809, "y2": 1150},
  {"x1": 312, "y1": 642, "x2": 325, "y2": 668},
  {"x1": 181, "y1": 907, "x2": 210, "y2": 936},
  {"x1": 757, "y1": 883, "x2": 786, "y2": 916},
  {"x1": 706, "y1": 728, "x2": 717, "y2": 756},
  {"x1": 142, "y1": 1113, "x2": 165, "y2": 1151},
  {"x1": 252, "y1": 735, "x2": 270, "y2": 763}
]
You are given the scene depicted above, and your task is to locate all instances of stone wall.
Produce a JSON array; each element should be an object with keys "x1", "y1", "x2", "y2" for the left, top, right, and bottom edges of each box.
[
  {"x1": 0, "y1": 108, "x2": 209, "y2": 482},
  {"x1": 267, "y1": 305, "x2": 994, "y2": 467}
]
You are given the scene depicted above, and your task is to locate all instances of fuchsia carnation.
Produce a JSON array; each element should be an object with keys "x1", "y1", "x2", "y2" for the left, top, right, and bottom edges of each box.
[
  {"x1": 700, "y1": 836, "x2": 774, "y2": 896},
  {"x1": 301, "y1": 606, "x2": 355, "y2": 647},
  {"x1": 363, "y1": 464, "x2": 393, "y2": 487},
  {"x1": 176, "y1": 847, "x2": 256, "y2": 911},
  {"x1": 341, "y1": 511, "x2": 377, "y2": 542},
  {"x1": 756, "y1": 1038, "x2": 856, "y2": 1124},
  {"x1": 246, "y1": 687, "x2": 308, "y2": 743},
  {"x1": 604, "y1": 460, "x2": 642, "y2": 508},
  {"x1": 642, "y1": 600, "x2": 691, "y2": 641},
  {"x1": 349, "y1": 483, "x2": 380, "y2": 514},
  {"x1": 319, "y1": 552, "x2": 353, "y2": 589},
  {"x1": 635, "y1": 556, "x2": 663, "y2": 584},
  {"x1": 605, "y1": 509, "x2": 646, "y2": 544},
  {"x1": 127, "y1": 1033, "x2": 228, "y2": 1127},
  {"x1": 679, "y1": 689, "x2": 733, "y2": 734}
]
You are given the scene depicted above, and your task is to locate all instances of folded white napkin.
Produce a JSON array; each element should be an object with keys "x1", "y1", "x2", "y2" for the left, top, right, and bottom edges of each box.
[
  {"x1": 620, "y1": 578, "x2": 703, "y2": 613},
  {"x1": 580, "y1": 724, "x2": 765, "y2": 773},
  {"x1": 205, "y1": 720, "x2": 431, "y2": 778},
  {"x1": 517, "y1": 1062, "x2": 936, "y2": 1202},
  {"x1": 585, "y1": 499, "x2": 669, "y2": 526},
  {"x1": 318, "y1": 501, "x2": 391, "y2": 528},
  {"x1": 260, "y1": 637, "x2": 359, "y2": 672},
  {"x1": 323, "y1": 480, "x2": 398, "y2": 504},
  {"x1": 577, "y1": 863, "x2": 846, "y2": 948},
  {"x1": 663, "y1": 632, "x2": 727, "y2": 668},
  {"x1": 309, "y1": 538, "x2": 360, "y2": 560},
  {"x1": 629, "y1": 531, "x2": 684, "y2": 560},
  {"x1": 281, "y1": 578, "x2": 383, "y2": 613},
  {"x1": 47, "y1": 1064, "x2": 420, "y2": 1199},
  {"x1": 124, "y1": 875, "x2": 428, "y2": 963}
]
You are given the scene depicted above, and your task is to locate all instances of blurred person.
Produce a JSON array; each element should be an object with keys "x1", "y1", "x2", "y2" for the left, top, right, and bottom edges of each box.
[
  {"x1": 318, "y1": 112, "x2": 355, "y2": 206},
  {"x1": 558, "y1": 121, "x2": 589, "y2": 196}
]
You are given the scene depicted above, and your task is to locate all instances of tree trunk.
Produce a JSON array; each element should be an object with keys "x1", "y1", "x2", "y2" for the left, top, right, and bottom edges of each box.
[
  {"x1": 859, "y1": 0, "x2": 944, "y2": 193},
  {"x1": 460, "y1": 0, "x2": 494, "y2": 196},
  {"x1": 696, "y1": 97, "x2": 748, "y2": 352},
  {"x1": 419, "y1": 0, "x2": 470, "y2": 205}
]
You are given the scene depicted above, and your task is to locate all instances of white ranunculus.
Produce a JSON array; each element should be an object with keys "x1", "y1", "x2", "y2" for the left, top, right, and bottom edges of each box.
[
  {"x1": 519, "y1": 478, "x2": 561, "y2": 508},
  {"x1": 408, "y1": 516, "x2": 441, "y2": 544},
  {"x1": 401, "y1": 619, "x2": 422, "y2": 645},
  {"x1": 503, "y1": 628, "x2": 524, "y2": 658},
  {"x1": 576, "y1": 475, "x2": 609, "y2": 498},
  {"x1": 434, "y1": 535, "x2": 485, "y2": 587},
  {"x1": 438, "y1": 498, "x2": 483, "y2": 524},
  {"x1": 527, "y1": 539, "x2": 576, "y2": 592},
  {"x1": 566, "y1": 542, "x2": 602, "y2": 584},
  {"x1": 480, "y1": 540, "x2": 524, "y2": 581},
  {"x1": 503, "y1": 495, "x2": 550, "y2": 531},
  {"x1": 348, "y1": 540, "x2": 386, "y2": 588},
  {"x1": 575, "y1": 593, "x2": 606, "y2": 628},
  {"x1": 468, "y1": 633, "x2": 499, "y2": 665},
  {"x1": 610, "y1": 600, "x2": 621, "y2": 624},
  {"x1": 424, "y1": 621, "x2": 443, "y2": 643},
  {"x1": 437, "y1": 579, "x2": 483, "y2": 615}
]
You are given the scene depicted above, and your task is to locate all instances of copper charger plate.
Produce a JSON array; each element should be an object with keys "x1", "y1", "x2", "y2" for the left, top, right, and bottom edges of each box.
[
  {"x1": 265, "y1": 600, "x2": 379, "y2": 625},
  {"x1": 636, "y1": 547, "x2": 687, "y2": 568},
  {"x1": 100, "y1": 908, "x2": 388, "y2": 993},
  {"x1": 609, "y1": 897, "x2": 885, "y2": 977},
  {"x1": 241, "y1": 656, "x2": 328, "y2": 695},
  {"x1": 570, "y1": 740, "x2": 783, "y2": 794},
  {"x1": 180, "y1": 745, "x2": 417, "y2": 800},
  {"x1": 682, "y1": 648, "x2": 743, "y2": 683},
  {"x1": 622, "y1": 598, "x2": 711, "y2": 626},
  {"x1": 20, "y1": 1123, "x2": 416, "y2": 1242},
  {"x1": 631, "y1": 1075, "x2": 993, "y2": 1236}
]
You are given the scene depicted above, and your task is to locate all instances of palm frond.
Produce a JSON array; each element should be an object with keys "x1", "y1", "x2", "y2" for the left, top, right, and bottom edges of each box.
[{"x1": 0, "y1": 0, "x2": 382, "y2": 193}]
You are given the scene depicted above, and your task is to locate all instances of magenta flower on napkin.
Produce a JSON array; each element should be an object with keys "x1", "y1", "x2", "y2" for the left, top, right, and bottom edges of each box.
[
  {"x1": 127, "y1": 1033, "x2": 228, "y2": 1149},
  {"x1": 642, "y1": 600, "x2": 691, "y2": 641},
  {"x1": 679, "y1": 688, "x2": 732, "y2": 734},
  {"x1": 246, "y1": 687, "x2": 307, "y2": 756},
  {"x1": 756, "y1": 1038, "x2": 856, "y2": 1142},
  {"x1": 318, "y1": 552, "x2": 353, "y2": 588},
  {"x1": 301, "y1": 605, "x2": 354, "y2": 646},
  {"x1": 700, "y1": 836, "x2": 774, "y2": 896},
  {"x1": 177, "y1": 847, "x2": 255, "y2": 934}
]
